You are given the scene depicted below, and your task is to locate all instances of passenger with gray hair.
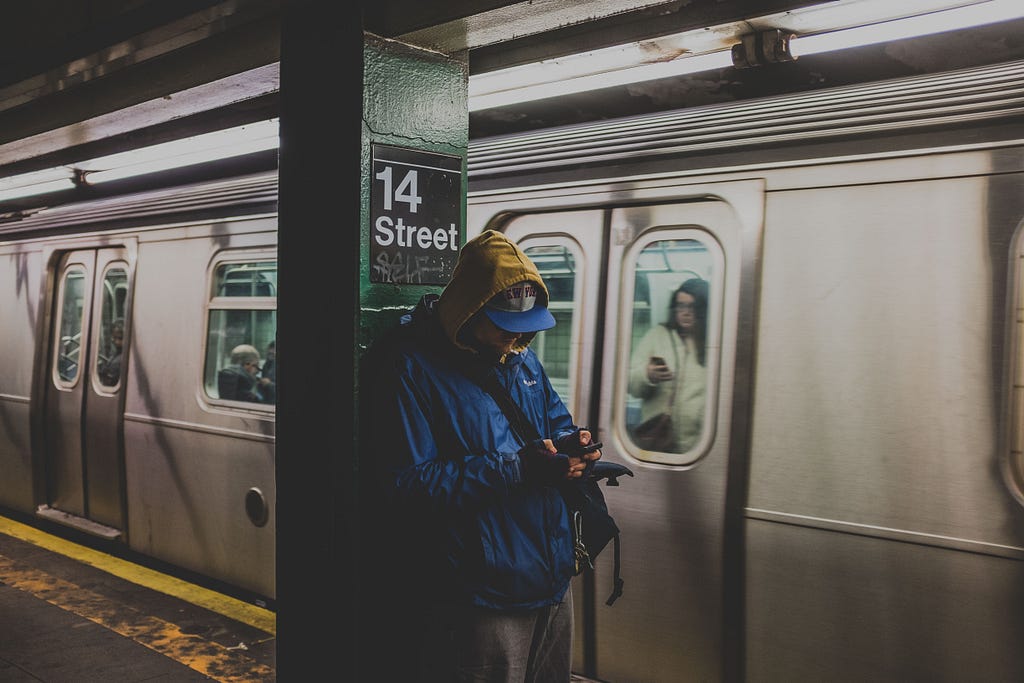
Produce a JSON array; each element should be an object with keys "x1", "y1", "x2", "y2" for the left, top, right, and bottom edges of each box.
[{"x1": 218, "y1": 343, "x2": 270, "y2": 402}]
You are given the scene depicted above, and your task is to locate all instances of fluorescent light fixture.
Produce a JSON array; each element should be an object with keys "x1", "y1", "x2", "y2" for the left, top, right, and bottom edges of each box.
[
  {"x1": 469, "y1": 22, "x2": 737, "y2": 112},
  {"x1": 0, "y1": 167, "x2": 76, "y2": 202},
  {"x1": 81, "y1": 118, "x2": 279, "y2": 184},
  {"x1": 0, "y1": 119, "x2": 280, "y2": 205},
  {"x1": 468, "y1": 0, "x2": 1024, "y2": 111},
  {"x1": 470, "y1": 51, "x2": 734, "y2": 111},
  {"x1": 790, "y1": 0, "x2": 1024, "y2": 56}
]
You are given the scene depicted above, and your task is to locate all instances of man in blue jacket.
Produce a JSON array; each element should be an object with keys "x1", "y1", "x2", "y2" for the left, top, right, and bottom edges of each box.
[{"x1": 367, "y1": 230, "x2": 602, "y2": 682}]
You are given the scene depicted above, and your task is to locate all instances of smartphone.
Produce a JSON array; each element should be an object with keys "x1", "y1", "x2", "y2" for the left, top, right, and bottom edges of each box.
[
  {"x1": 650, "y1": 356, "x2": 666, "y2": 366},
  {"x1": 578, "y1": 441, "x2": 603, "y2": 454}
]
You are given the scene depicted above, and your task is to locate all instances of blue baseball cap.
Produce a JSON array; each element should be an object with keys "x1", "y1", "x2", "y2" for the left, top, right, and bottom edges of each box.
[{"x1": 483, "y1": 281, "x2": 556, "y2": 333}]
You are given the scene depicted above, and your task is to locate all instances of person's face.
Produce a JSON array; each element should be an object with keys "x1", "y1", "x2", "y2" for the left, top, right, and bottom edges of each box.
[
  {"x1": 471, "y1": 315, "x2": 525, "y2": 356},
  {"x1": 673, "y1": 291, "x2": 697, "y2": 334},
  {"x1": 112, "y1": 331, "x2": 123, "y2": 349},
  {"x1": 243, "y1": 358, "x2": 260, "y2": 375}
]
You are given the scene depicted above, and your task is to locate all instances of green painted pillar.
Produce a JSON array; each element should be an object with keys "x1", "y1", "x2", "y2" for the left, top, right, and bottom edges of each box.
[{"x1": 359, "y1": 32, "x2": 468, "y2": 342}]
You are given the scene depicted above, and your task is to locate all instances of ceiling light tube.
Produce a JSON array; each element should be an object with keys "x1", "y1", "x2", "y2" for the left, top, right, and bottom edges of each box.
[
  {"x1": 81, "y1": 118, "x2": 279, "y2": 184},
  {"x1": 468, "y1": 0, "x2": 1024, "y2": 111},
  {"x1": 470, "y1": 51, "x2": 734, "y2": 111},
  {"x1": 791, "y1": 0, "x2": 1024, "y2": 57},
  {"x1": 0, "y1": 168, "x2": 76, "y2": 202}
]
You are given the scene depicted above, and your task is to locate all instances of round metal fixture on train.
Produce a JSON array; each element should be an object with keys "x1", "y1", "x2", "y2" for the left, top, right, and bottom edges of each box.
[
  {"x1": 731, "y1": 29, "x2": 796, "y2": 69},
  {"x1": 245, "y1": 487, "x2": 270, "y2": 527}
]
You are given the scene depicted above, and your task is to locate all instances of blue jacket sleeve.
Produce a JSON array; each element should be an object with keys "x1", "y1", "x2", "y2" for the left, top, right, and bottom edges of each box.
[{"x1": 373, "y1": 355, "x2": 525, "y2": 514}]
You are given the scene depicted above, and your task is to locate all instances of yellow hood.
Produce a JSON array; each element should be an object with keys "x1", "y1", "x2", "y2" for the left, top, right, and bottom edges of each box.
[{"x1": 438, "y1": 230, "x2": 550, "y2": 352}]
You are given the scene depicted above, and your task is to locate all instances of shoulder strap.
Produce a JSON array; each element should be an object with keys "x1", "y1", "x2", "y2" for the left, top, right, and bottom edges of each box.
[
  {"x1": 477, "y1": 368, "x2": 541, "y2": 443},
  {"x1": 472, "y1": 365, "x2": 625, "y2": 606}
]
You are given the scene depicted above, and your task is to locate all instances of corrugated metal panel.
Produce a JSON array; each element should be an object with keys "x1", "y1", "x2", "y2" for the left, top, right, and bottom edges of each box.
[
  {"x1": 0, "y1": 171, "x2": 278, "y2": 235},
  {"x1": 468, "y1": 59, "x2": 1024, "y2": 177}
]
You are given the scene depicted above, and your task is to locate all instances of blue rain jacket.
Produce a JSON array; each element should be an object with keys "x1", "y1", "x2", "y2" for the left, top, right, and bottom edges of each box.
[{"x1": 371, "y1": 295, "x2": 579, "y2": 610}]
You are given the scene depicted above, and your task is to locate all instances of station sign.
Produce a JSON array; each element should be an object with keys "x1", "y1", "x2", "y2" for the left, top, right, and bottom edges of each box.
[{"x1": 370, "y1": 144, "x2": 462, "y2": 284}]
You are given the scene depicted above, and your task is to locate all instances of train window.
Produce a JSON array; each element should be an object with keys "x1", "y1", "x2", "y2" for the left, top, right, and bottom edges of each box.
[
  {"x1": 1007, "y1": 234, "x2": 1024, "y2": 506},
  {"x1": 622, "y1": 234, "x2": 721, "y2": 465},
  {"x1": 524, "y1": 243, "x2": 580, "y2": 410},
  {"x1": 204, "y1": 257, "x2": 277, "y2": 407},
  {"x1": 54, "y1": 266, "x2": 87, "y2": 385},
  {"x1": 95, "y1": 265, "x2": 128, "y2": 389},
  {"x1": 216, "y1": 261, "x2": 277, "y2": 297}
]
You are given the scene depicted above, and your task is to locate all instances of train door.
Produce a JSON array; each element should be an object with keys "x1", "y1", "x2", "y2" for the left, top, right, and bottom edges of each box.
[
  {"x1": 494, "y1": 189, "x2": 754, "y2": 683},
  {"x1": 40, "y1": 247, "x2": 132, "y2": 538}
]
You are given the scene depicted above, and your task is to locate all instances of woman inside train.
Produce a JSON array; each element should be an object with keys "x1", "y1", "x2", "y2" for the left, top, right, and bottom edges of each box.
[{"x1": 627, "y1": 277, "x2": 708, "y2": 453}]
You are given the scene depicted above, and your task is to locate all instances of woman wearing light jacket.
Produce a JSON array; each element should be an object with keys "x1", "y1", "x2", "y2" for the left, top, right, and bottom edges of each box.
[{"x1": 628, "y1": 277, "x2": 709, "y2": 453}]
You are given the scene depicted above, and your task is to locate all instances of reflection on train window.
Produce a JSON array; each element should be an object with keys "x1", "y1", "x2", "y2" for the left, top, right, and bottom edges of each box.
[
  {"x1": 524, "y1": 243, "x2": 578, "y2": 411},
  {"x1": 204, "y1": 258, "x2": 277, "y2": 407},
  {"x1": 96, "y1": 266, "x2": 128, "y2": 389},
  {"x1": 625, "y1": 238, "x2": 714, "y2": 461},
  {"x1": 55, "y1": 267, "x2": 86, "y2": 384}
]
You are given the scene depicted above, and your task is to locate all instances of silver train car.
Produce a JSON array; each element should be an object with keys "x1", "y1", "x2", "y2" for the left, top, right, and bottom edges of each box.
[
  {"x1": 466, "y1": 59, "x2": 1024, "y2": 682},
  {"x1": 0, "y1": 174, "x2": 278, "y2": 602}
]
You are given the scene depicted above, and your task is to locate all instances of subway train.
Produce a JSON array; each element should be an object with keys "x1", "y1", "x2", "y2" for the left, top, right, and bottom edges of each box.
[
  {"x1": 0, "y1": 173, "x2": 278, "y2": 602},
  {"x1": 465, "y1": 58, "x2": 1024, "y2": 682},
  {"x1": 1, "y1": 54, "x2": 1023, "y2": 682}
]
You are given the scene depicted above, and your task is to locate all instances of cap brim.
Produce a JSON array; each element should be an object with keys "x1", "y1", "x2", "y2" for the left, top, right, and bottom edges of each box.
[{"x1": 483, "y1": 305, "x2": 556, "y2": 333}]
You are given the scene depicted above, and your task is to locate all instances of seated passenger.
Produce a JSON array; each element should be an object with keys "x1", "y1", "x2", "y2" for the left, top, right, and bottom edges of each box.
[{"x1": 218, "y1": 344, "x2": 267, "y2": 402}]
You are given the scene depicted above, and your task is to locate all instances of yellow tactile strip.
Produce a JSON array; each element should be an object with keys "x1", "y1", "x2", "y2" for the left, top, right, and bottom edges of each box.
[
  {"x1": 0, "y1": 553, "x2": 275, "y2": 682},
  {"x1": 0, "y1": 516, "x2": 275, "y2": 635}
]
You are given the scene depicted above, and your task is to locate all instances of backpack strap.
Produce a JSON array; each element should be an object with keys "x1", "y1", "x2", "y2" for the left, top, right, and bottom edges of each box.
[
  {"x1": 474, "y1": 366, "x2": 626, "y2": 606},
  {"x1": 477, "y1": 367, "x2": 542, "y2": 442}
]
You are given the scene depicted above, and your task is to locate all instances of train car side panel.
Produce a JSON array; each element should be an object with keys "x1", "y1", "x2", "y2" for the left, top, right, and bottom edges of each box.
[
  {"x1": 0, "y1": 244, "x2": 42, "y2": 512},
  {"x1": 745, "y1": 159, "x2": 1024, "y2": 680},
  {"x1": 123, "y1": 421, "x2": 275, "y2": 597},
  {"x1": 123, "y1": 218, "x2": 276, "y2": 599},
  {"x1": 747, "y1": 521, "x2": 1024, "y2": 682}
]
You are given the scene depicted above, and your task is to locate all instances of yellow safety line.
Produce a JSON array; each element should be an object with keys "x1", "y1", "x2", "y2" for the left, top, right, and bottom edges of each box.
[
  {"x1": 0, "y1": 553, "x2": 275, "y2": 682},
  {"x1": 0, "y1": 516, "x2": 276, "y2": 635}
]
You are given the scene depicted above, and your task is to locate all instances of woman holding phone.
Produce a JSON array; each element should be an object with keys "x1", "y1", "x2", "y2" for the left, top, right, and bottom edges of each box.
[{"x1": 627, "y1": 277, "x2": 709, "y2": 453}]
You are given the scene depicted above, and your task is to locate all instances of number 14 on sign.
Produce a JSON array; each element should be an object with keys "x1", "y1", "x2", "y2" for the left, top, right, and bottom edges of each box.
[{"x1": 375, "y1": 166, "x2": 423, "y2": 213}]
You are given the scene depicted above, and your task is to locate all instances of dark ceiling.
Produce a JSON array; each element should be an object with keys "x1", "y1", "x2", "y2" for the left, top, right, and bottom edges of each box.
[{"x1": 0, "y1": 0, "x2": 1021, "y2": 176}]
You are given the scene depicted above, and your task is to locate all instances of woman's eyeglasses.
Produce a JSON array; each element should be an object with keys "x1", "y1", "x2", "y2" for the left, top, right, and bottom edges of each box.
[{"x1": 673, "y1": 303, "x2": 696, "y2": 311}]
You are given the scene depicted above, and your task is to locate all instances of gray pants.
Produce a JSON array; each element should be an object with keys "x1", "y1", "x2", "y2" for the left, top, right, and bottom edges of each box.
[{"x1": 418, "y1": 587, "x2": 574, "y2": 683}]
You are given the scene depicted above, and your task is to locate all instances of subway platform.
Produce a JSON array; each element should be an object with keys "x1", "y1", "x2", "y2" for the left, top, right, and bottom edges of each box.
[{"x1": 0, "y1": 514, "x2": 276, "y2": 682}]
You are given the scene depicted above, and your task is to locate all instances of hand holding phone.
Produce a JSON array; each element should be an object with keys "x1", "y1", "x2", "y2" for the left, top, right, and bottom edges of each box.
[{"x1": 648, "y1": 356, "x2": 672, "y2": 383}]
